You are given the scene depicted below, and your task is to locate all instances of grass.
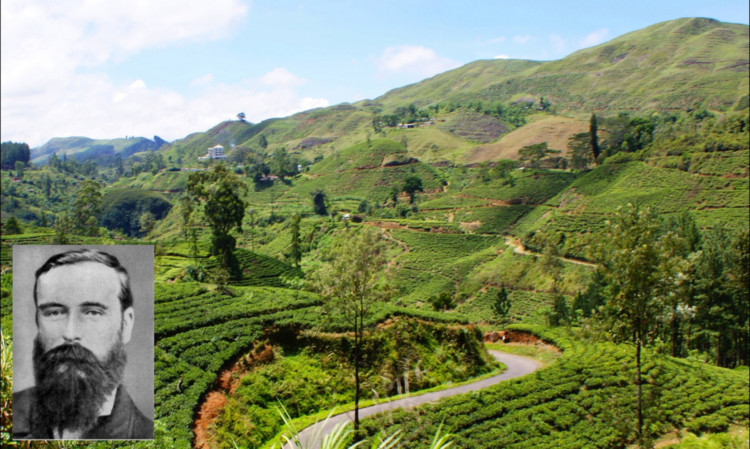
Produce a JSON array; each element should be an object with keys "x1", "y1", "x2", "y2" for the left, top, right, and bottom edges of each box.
[{"x1": 486, "y1": 342, "x2": 561, "y2": 368}]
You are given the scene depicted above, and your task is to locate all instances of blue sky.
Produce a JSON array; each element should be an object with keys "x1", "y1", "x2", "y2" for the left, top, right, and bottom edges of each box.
[{"x1": 2, "y1": 1, "x2": 748, "y2": 147}]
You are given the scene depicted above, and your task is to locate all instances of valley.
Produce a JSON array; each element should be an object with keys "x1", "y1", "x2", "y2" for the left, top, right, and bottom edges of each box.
[{"x1": 1, "y1": 17, "x2": 749, "y2": 449}]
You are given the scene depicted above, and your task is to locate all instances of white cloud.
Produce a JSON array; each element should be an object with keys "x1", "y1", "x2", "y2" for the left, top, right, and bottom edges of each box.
[
  {"x1": 0, "y1": 0, "x2": 256, "y2": 146},
  {"x1": 2, "y1": 69, "x2": 329, "y2": 146},
  {"x1": 494, "y1": 54, "x2": 510, "y2": 60},
  {"x1": 377, "y1": 45, "x2": 460, "y2": 78},
  {"x1": 513, "y1": 35, "x2": 533, "y2": 45},
  {"x1": 260, "y1": 67, "x2": 306, "y2": 88},
  {"x1": 580, "y1": 28, "x2": 610, "y2": 48}
]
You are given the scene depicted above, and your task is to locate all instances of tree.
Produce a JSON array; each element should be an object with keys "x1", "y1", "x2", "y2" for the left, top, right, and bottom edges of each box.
[
  {"x1": 311, "y1": 227, "x2": 391, "y2": 434},
  {"x1": 596, "y1": 203, "x2": 680, "y2": 445},
  {"x1": 71, "y1": 180, "x2": 102, "y2": 236},
  {"x1": 549, "y1": 294, "x2": 570, "y2": 327},
  {"x1": 568, "y1": 132, "x2": 593, "y2": 170},
  {"x1": 428, "y1": 292, "x2": 455, "y2": 311},
  {"x1": 518, "y1": 142, "x2": 554, "y2": 168},
  {"x1": 237, "y1": 112, "x2": 246, "y2": 122},
  {"x1": 53, "y1": 212, "x2": 73, "y2": 244},
  {"x1": 186, "y1": 165, "x2": 247, "y2": 273},
  {"x1": 3, "y1": 217, "x2": 22, "y2": 235},
  {"x1": 492, "y1": 285, "x2": 511, "y2": 322},
  {"x1": 590, "y1": 113, "x2": 600, "y2": 161},
  {"x1": 14, "y1": 161, "x2": 24, "y2": 179},
  {"x1": 389, "y1": 185, "x2": 400, "y2": 205},
  {"x1": 289, "y1": 213, "x2": 302, "y2": 268},
  {"x1": 402, "y1": 176, "x2": 423, "y2": 204},
  {"x1": 311, "y1": 190, "x2": 328, "y2": 215},
  {"x1": 691, "y1": 227, "x2": 750, "y2": 367},
  {"x1": 138, "y1": 211, "x2": 155, "y2": 237},
  {"x1": 1, "y1": 141, "x2": 30, "y2": 169},
  {"x1": 42, "y1": 173, "x2": 52, "y2": 199},
  {"x1": 258, "y1": 134, "x2": 268, "y2": 149}
]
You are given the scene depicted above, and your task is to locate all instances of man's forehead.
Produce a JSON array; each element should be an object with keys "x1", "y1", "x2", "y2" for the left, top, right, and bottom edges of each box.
[{"x1": 36, "y1": 262, "x2": 121, "y2": 303}]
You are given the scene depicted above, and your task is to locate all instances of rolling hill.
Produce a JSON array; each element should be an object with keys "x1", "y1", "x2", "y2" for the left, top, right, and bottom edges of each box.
[{"x1": 150, "y1": 17, "x2": 748, "y2": 167}]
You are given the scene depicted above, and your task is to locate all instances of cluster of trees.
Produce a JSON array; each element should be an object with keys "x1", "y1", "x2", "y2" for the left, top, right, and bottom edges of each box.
[
  {"x1": 564, "y1": 204, "x2": 749, "y2": 446},
  {"x1": 184, "y1": 165, "x2": 247, "y2": 275},
  {"x1": 573, "y1": 206, "x2": 749, "y2": 368},
  {"x1": 1, "y1": 142, "x2": 30, "y2": 170},
  {"x1": 46, "y1": 152, "x2": 98, "y2": 176},
  {"x1": 229, "y1": 146, "x2": 305, "y2": 190},
  {"x1": 99, "y1": 189, "x2": 173, "y2": 237},
  {"x1": 372, "y1": 104, "x2": 430, "y2": 131},
  {"x1": 371, "y1": 100, "x2": 535, "y2": 133}
]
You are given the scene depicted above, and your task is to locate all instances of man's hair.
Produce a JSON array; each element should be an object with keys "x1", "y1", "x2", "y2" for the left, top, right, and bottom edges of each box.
[{"x1": 34, "y1": 249, "x2": 133, "y2": 311}]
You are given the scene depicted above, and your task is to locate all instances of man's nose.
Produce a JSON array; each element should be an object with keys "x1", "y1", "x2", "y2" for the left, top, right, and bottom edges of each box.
[{"x1": 61, "y1": 314, "x2": 82, "y2": 341}]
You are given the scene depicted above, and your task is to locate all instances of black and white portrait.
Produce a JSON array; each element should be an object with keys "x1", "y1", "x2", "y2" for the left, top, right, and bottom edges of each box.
[{"x1": 12, "y1": 245, "x2": 154, "y2": 440}]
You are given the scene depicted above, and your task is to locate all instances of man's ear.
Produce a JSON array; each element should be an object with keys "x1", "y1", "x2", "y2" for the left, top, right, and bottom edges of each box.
[{"x1": 121, "y1": 306, "x2": 135, "y2": 344}]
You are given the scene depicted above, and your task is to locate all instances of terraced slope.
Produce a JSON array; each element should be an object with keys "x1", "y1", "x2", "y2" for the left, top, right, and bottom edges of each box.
[{"x1": 360, "y1": 325, "x2": 750, "y2": 449}]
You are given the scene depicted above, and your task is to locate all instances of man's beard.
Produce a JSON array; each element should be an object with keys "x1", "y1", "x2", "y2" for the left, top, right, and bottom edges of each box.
[{"x1": 32, "y1": 336, "x2": 127, "y2": 434}]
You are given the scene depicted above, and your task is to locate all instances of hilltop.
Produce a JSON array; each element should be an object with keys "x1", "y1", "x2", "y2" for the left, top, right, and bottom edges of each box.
[{"x1": 30, "y1": 135, "x2": 167, "y2": 165}]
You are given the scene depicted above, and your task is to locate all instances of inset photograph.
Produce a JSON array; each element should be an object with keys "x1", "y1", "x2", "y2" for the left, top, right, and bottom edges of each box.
[{"x1": 12, "y1": 245, "x2": 154, "y2": 440}]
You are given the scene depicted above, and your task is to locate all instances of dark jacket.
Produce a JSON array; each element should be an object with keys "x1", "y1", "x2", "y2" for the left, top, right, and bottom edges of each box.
[{"x1": 13, "y1": 385, "x2": 153, "y2": 440}]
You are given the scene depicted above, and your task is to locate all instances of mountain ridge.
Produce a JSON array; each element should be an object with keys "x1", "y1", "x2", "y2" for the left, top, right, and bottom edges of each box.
[{"x1": 29, "y1": 17, "x2": 749, "y2": 166}]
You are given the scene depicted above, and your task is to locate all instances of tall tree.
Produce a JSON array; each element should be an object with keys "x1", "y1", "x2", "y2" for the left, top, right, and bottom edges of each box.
[
  {"x1": 3, "y1": 217, "x2": 22, "y2": 235},
  {"x1": 493, "y1": 285, "x2": 511, "y2": 322},
  {"x1": 71, "y1": 180, "x2": 102, "y2": 236},
  {"x1": 568, "y1": 132, "x2": 593, "y2": 170},
  {"x1": 53, "y1": 212, "x2": 73, "y2": 244},
  {"x1": 402, "y1": 176, "x2": 423, "y2": 204},
  {"x1": 596, "y1": 203, "x2": 680, "y2": 446},
  {"x1": 186, "y1": 165, "x2": 247, "y2": 273},
  {"x1": 311, "y1": 189, "x2": 328, "y2": 216},
  {"x1": 289, "y1": 213, "x2": 302, "y2": 268},
  {"x1": 691, "y1": 227, "x2": 750, "y2": 367},
  {"x1": 590, "y1": 113, "x2": 600, "y2": 161},
  {"x1": 311, "y1": 227, "x2": 391, "y2": 434},
  {"x1": 14, "y1": 161, "x2": 24, "y2": 179}
]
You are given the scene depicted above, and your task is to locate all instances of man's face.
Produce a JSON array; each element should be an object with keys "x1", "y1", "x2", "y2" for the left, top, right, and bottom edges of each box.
[{"x1": 36, "y1": 262, "x2": 134, "y2": 360}]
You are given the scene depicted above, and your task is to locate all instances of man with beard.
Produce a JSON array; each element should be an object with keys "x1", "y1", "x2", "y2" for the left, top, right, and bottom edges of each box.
[{"x1": 13, "y1": 249, "x2": 153, "y2": 440}]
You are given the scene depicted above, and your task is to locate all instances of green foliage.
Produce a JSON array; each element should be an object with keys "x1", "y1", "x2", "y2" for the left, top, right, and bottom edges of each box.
[
  {"x1": 186, "y1": 165, "x2": 247, "y2": 272},
  {"x1": 2, "y1": 217, "x2": 22, "y2": 235},
  {"x1": 310, "y1": 226, "x2": 391, "y2": 430},
  {"x1": 0, "y1": 142, "x2": 30, "y2": 170},
  {"x1": 99, "y1": 189, "x2": 172, "y2": 237},
  {"x1": 359, "y1": 325, "x2": 749, "y2": 449},
  {"x1": 71, "y1": 179, "x2": 102, "y2": 236},
  {"x1": 312, "y1": 190, "x2": 329, "y2": 215},
  {"x1": 428, "y1": 292, "x2": 455, "y2": 311},
  {"x1": 492, "y1": 286, "x2": 511, "y2": 320},
  {"x1": 402, "y1": 176, "x2": 423, "y2": 204}
]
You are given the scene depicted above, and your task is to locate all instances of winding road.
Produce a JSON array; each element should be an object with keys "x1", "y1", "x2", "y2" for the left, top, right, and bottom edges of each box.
[{"x1": 285, "y1": 350, "x2": 542, "y2": 449}]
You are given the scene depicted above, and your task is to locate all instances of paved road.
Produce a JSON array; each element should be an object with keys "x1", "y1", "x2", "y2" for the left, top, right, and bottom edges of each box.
[{"x1": 285, "y1": 350, "x2": 541, "y2": 449}]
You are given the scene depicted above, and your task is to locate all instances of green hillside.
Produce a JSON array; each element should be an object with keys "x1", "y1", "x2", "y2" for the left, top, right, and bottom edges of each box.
[
  {"x1": 2, "y1": 17, "x2": 749, "y2": 449},
  {"x1": 31, "y1": 135, "x2": 167, "y2": 165},
  {"x1": 378, "y1": 18, "x2": 749, "y2": 113}
]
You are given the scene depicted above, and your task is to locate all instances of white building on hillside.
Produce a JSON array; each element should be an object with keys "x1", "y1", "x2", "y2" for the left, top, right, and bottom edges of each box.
[{"x1": 198, "y1": 144, "x2": 228, "y2": 160}]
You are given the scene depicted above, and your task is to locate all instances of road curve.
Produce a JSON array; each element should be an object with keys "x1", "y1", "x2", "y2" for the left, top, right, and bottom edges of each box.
[{"x1": 285, "y1": 350, "x2": 542, "y2": 449}]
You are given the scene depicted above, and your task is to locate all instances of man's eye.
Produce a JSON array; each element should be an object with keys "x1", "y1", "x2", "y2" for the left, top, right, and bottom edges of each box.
[
  {"x1": 42, "y1": 309, "x2": 64, "y2": 317},
  {"x1": 83, "y1": 309, "x2": 105, "y2": 316}
]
